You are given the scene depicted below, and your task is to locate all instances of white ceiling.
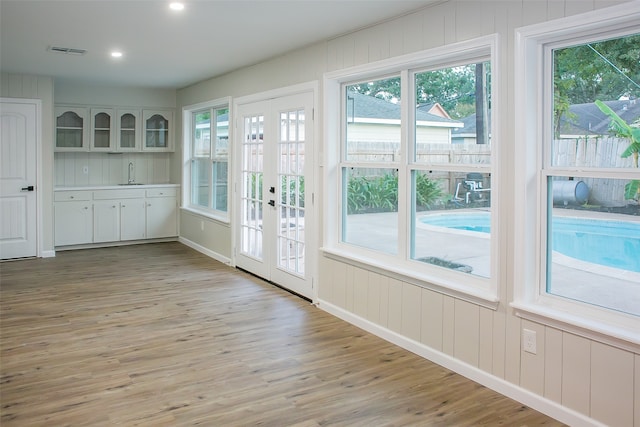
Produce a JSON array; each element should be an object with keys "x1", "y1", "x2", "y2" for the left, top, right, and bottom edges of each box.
[{"x1": 0, "y1": 0, "x2": 436, "y2": 89}]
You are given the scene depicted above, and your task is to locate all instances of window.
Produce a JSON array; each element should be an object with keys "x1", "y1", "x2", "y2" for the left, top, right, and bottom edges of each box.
[
  {"x1": 514, "y1": 7, "x2": 640, "y2": 346},
  {"x1": 183, "y1": 99, "x2": 230, "y2": 220},
  {"x1": 326, "y1": 36, "x2": 498, "y2": 303}
]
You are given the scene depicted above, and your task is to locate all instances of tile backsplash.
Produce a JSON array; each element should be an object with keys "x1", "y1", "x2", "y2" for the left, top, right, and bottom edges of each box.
[{"x1": 55, "y1": 152, "x2": 171, "y2": 187}]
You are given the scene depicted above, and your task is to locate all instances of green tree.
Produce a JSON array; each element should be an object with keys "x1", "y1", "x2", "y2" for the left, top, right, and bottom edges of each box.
[{"x1": 554, "y1": 33, "x2": 640, "y2": 136}]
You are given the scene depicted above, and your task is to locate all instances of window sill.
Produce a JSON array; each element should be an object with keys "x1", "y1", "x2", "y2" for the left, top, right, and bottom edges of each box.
[
  {"x1": 511, "y1": 300, "x2": 640, "y2": 353},
  {"x1": 180, "y1": 206, "x2": 229, "y2": 225},
  {"x1": 321, "y1": 246, "x2": 499, "y2": 310}
]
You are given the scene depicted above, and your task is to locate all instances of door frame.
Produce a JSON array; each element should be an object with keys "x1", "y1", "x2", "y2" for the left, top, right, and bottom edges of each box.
[
  {"x1": 0, "y1": 98, "x2": 43, "y2": 258},
  {"x1": 231, "y1": 81, "x2": 318, "y2": 302}
]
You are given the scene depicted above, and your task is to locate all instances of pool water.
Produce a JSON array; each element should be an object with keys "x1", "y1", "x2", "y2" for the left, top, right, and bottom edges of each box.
[{"x1": 420, "y1": 212, "x2": 640, "y2": 272}]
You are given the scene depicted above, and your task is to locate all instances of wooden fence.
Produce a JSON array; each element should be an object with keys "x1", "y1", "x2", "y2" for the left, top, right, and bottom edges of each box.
[{"x1": 346, "y1": 137, "x2": 636, "y2": 205}]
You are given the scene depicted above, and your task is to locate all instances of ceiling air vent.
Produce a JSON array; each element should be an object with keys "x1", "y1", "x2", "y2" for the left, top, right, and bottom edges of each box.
[{"x1": 47, "y1": 46, "x2": 87, "y2": 56}]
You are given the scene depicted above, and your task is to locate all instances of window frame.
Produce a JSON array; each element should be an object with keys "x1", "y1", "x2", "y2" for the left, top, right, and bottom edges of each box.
[
  {"x1": 513, "y1": 6, "x2": 640, "y2": 350},
  {"x1": 323, "y1": 35, "x2": 500, "y2": 307},
  {"x1": 182, "y1": 97, "x2": 231, "y2": 223}
]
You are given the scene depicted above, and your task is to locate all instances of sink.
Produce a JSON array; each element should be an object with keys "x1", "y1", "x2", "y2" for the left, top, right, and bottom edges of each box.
[{"x1": 119, "y1": 183, "x2": 145, "y2": 186}]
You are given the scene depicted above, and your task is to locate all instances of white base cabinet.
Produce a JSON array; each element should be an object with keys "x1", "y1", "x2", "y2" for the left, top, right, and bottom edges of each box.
[
  {"x1": 145, "y1": 188, "x2": 178, "y2": 238},
  {"x1": 54, "y1": 186, "x2": 178, "y2": 247}
]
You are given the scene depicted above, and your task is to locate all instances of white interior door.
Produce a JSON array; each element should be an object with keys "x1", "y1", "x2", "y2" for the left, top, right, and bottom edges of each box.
[
  {"x1": 0, "y1": 100, "x2": 38, "y2": 259},
  {"x1": 235, "y1": 92, "x2": 313, "y2": 299}
]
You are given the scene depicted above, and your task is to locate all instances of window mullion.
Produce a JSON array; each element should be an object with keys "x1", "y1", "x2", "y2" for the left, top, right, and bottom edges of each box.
[{"x1": 397, "y1": 69, "x2": 410, "y2": 261}]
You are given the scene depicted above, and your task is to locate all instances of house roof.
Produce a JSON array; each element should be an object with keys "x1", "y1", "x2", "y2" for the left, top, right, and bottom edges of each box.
[
  {"x1": 347, "y1": 91, "x2": 461, "y2": 127},
  {"x1": 451, "y1": 112, "x2": 492, "y2": 136},
  {"x1": 558, "y1": 99, "x2": 640, "y2": 136}
]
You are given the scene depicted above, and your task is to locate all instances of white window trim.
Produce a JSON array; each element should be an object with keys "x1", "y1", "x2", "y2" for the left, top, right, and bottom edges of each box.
[
  {"x1": 182, "y1": 96, "x2": 231, "y2": 223},
  {"x1": 323, "y1": 35, "x2": 500, "y2": 307},
  {"x1": 513, "y1": 4, "x2": 640, "y2": 351}
]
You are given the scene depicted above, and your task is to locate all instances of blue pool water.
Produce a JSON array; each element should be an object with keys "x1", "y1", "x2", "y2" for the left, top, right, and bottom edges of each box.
[{"x1": 420, "y1": 212, "x2": 640, "y2": 272}]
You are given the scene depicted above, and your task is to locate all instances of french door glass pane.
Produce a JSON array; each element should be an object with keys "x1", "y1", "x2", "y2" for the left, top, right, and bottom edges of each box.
[
  {"x1": 278, "y1": 109, "x2": 305, "y2": 276},
  {"x1": 241, "y1": 115, "x2": 264, "y2": 259}
]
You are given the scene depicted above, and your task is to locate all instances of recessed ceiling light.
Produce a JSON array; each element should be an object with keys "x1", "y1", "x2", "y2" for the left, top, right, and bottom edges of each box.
[
  {"x1": 169, "y1": 2, "x2": 184, "y2": 11},
  {"x1": 111, "y1": 51, "x2": 123, "y2": 58}
]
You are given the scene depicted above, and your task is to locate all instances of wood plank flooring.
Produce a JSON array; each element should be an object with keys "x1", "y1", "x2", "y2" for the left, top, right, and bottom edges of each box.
[{"x1": 1, "y1": 242, "x2": 564, "y2": 426}]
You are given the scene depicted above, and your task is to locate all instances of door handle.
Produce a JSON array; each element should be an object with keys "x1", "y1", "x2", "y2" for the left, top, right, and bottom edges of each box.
[
  {"x1": 269, "y1": 186, "x2": 275, "y2": 194},
  {"x1": 21, "y1": 185, "x2": 34, "y2": 192},
  {"x1": 268, "y1": 200, "x2": 275, "y2": 207}
]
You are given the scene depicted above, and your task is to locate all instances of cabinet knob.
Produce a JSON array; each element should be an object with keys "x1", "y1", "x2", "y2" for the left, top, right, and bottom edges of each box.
[
  {"x1": 70, "y1": 196, "x2": 75, "y2": 199},
  {"x1": 112, "y1": 205, "x2": 117, "y2": 208}
]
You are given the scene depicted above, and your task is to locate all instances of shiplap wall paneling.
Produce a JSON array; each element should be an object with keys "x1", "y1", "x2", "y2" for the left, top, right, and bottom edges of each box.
[
  {"x1": 453, "y1": 299, "x2": 480, "y2": 367},
  {"x1": 520, "y1": 320, "x2": 545, "y2": 395},
  {"x1": 401, "y1": 283, "x2": 422, "y2": 342},
  {"x1": 590, "y1": 341, "x2": 634, "y2": 427},
  {"x1": 387, "y1": 278, "x2": 403, "y2": 335},
  {"x1": 543, "y1": 326, "x2": 563, "y2": 403},
  {"x1": 420, "y1": 288, "x2": 444, "y2": 352},
  {"x1": 491, "y1": 310, "x2": 506, "y2": 379},
  {"x1": 561, "y1": 333, "x2": 591, "y2": 415},
  {"x1": 366, "y1": 271, "x2": 388, "y2": 327},
  {"x1": 318, "y1": 255, "x2": 333, "y2": 302},
  {"x1": 478, "y1": 307, "x2": 493, "y2": 372},
  {"x1": 54, "y1": 153, "x2": 170, "y2": 186},
  {"x1": 352, "y1": 266, "x2": 368, "y2": 319},
  {"x1": 442, "y1": 295, "x2": 455, "y2": 356}
]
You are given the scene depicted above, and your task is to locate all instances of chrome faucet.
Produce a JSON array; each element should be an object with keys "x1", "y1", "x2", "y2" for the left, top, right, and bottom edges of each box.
[{"x1": 128, "y1": 162, "x2": 134, "y2": 184}]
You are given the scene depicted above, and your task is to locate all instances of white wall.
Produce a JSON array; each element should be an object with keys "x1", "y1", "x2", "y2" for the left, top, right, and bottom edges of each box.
[{"x1": 176, "y1": 1, "x2": 639, "y2": 426}]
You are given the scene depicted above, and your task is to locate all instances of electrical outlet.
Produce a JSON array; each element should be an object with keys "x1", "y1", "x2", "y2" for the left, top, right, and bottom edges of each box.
[
  {"x1": 523, "y1": 328, "x2": 537, "y2": 354},
  {"x1": 82, "y1": 165, "x2": 89, "y2": 174}
]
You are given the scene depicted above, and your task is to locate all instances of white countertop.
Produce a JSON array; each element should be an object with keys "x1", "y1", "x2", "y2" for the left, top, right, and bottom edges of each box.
[{"x1": 55, "y1": 184, "x2": 180, "y2": 191}]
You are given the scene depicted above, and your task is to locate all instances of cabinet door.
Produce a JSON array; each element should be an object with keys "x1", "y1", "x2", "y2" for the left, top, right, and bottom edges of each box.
[
  {"x1": 117, "y1": 109, "x2": 141, "y2": 151},
  {"x1": 55, "y1": 106, "x2": 88, "y2": 151},
  {"x1": 143, "y1": 110, "x2": 173, "y2": 151},
  {"x1": 93, "y1": 201, "x2": 120, "y2": 243},
  {"x1": 54, "y1": 202, "x2": 92, "y2": 246},
  {"x1": 121, "y1": 200, "x2": 146, "y2": 240},
  {"x1": 146, "y1": 196, "x2": 177, "y2": 238},
  {"x1": 90, "y1": 108, "x2": 115, "y2": 151}
]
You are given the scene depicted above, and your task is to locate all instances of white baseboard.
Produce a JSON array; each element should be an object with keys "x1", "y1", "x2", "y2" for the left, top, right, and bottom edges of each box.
[
  {"x1": 40, "y1": 250, "x2": 55, "y2": 258},
  {"x1": 178, "y1": 237, "x2": 232, "y2": 266},
  {"x1": 317, "y1": 299, "x2": 606, "y2": 427}
]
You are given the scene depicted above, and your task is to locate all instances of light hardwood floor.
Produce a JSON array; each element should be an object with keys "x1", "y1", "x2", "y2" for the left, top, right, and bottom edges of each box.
[{"x1": 1, "y1": 242, "x2": 564, "y2": 426}]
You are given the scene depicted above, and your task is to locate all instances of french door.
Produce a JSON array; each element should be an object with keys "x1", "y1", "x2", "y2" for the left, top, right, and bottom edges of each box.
[
  {"x1": 0, "y1": 99, "x2": 38, "y2": 259},
  {"x1": 235, "y1": 91, "x2": 313, "y2": 299}
]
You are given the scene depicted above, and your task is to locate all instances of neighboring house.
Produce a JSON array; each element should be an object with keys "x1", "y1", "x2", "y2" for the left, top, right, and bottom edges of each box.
[
  {"x1": 557, "y1": 98, "x2": 640, "y2": 138},
  {"x1": 346, "y1": 91, "x2": 463, "y2": 149},
  {"x1": 451, "y1": 111, "x2": 492, "y2": 144},
  {"x1": 417, "y1": 102, "x2": 451, "y2": 119},
  {"x1": 451, "y1": 99, "x2": 640, "y2": 144}
]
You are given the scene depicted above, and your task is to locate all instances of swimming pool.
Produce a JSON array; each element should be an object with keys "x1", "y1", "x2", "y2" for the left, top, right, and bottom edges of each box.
[{"x1": 420, "y1": 212, "x2": 640, "y2": 272}]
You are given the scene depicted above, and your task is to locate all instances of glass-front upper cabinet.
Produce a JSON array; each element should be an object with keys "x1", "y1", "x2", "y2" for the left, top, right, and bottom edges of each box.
[
  {"x1": 55, "y1": 106, "x2": 88, "y2": 151},
  {"x1": 90, "y1": 108, "x2": 115, "y2": 151},
  {"x1": 117, "y1": 109, "x2": 141, "y2": 151},
  {"x1": 143, "y1": 110, "x2": 173, "y2": 151}
]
